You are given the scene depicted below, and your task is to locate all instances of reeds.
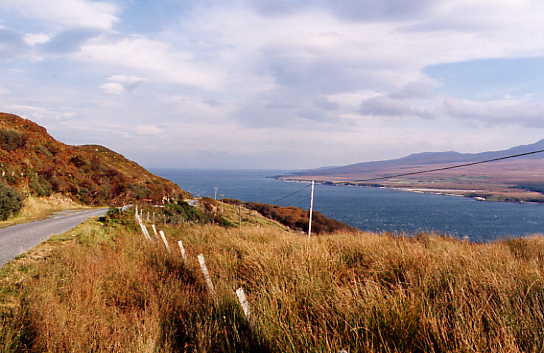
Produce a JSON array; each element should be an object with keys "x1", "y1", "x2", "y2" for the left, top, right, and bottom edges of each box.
[{"x1": 2, "y1": 217, "x2": 544, "y2": 352}]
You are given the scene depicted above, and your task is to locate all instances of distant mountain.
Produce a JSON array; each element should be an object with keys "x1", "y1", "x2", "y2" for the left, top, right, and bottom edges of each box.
[
  {"x1": 0, "y1": 113, "x2": 190, "y2": 205},
  {"x1": 294, "y1": 139, "x2": 544, "y2": 177}
]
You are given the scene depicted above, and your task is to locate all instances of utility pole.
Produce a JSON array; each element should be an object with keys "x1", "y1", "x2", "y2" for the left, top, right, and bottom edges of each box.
[{"x1": 308, "y1": 180, "x2": 315, "y2": 238}]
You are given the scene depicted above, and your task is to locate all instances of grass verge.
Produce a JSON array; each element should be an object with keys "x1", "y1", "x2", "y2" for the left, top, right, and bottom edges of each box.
[
  {"x1": 0, "y1": 194, "x2": 91, "y2": 229},
  {"x1": 2, "y1": 210, "x2": 544, "y2": 352}
]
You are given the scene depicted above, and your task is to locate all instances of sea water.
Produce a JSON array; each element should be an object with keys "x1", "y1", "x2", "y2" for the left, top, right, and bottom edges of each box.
[{"x1": 152, "y1": 168, "x2": 544, "y2": 242}]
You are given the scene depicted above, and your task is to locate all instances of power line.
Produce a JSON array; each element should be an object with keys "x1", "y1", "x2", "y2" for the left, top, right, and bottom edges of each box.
[
  {"x1": 352, "y1": 148, "x2": 544, "y2": 182},
  {"x1": 270, "y1": 147, "x2": 544, "y2": 204},
  {"x1": 271, "y1": 183, "x2": 312, "y2": 203}
]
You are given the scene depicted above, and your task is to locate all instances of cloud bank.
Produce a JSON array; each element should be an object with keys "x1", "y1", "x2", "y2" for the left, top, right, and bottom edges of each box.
[{"x1": 1, "y1": 0, "x2": 544, "y2": 168}]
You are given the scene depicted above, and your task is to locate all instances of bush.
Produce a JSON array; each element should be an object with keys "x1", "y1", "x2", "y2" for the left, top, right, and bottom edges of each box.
[
  {"x1": 69, "y1": 155, "x2": 88, "y2": 168},
  {"x1": 0, "y1": 183, "x2": 23, "y2": 220},
  {"x1": 163, "y1": 201, "x2": 211, "y2": 224},
  {"x1": 0, "y1": 129, "x2": 26, "y2": 151},
  {"x1": 29, "y1": 174, "x2": 53, "y2": 197},
  {"x1": 128, "y1": 184, "x2": 151, "y2": 200}
]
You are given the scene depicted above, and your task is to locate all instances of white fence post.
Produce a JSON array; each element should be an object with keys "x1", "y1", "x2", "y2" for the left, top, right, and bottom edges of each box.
[
  {"x1": 177, "y1": 240, "x2": 187, "y2": 261},
  {"x1": 159, "y1": 230, "x2": 170, "y2": 251},
  {"x1": 140, "y1": 223, "x2": 152, "y2": 240},
  {"x1": 197, "y1": 254, "x2": 215, "y2": 295},
  {"x1": 236, "y1": 287, "x2": 251, "y2": 319},
  {"x1": 151, "y1": 224, "x2": 159, "y2": 238}
]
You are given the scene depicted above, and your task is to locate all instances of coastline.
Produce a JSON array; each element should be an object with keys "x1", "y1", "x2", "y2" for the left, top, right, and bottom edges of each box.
[{"x1": 275, "y1": 176, "x2": 544, "y2": 204}]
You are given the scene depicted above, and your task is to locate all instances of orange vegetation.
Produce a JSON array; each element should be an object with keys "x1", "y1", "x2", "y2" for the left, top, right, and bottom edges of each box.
[{"x1": 0, "y1": 113, "x2": 189, "y2": 205}]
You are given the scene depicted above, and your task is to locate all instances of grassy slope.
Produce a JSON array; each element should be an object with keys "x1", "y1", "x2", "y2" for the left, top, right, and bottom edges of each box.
[
  {"x1": 2, "y1": 209, "x2": 544, "y2": 352},
  {"x1": 222, "y1": 199, "x2": 357, "y2": 234}
]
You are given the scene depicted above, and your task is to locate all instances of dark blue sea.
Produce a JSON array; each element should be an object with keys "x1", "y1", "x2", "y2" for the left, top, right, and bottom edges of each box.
[{"x1": 152, "y1": 169, "x2": 544, "y2": 242}]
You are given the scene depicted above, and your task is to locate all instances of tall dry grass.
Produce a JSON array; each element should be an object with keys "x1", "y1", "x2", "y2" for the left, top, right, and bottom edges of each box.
[{"x1": 3, "y1": 212, "x2": 544, "y2": 352}]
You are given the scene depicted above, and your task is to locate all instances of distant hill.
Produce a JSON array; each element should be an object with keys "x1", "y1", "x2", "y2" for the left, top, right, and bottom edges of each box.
[
  {"x1": 282, "y1": 139, "x2": 544, "y2": 203},
  {"x1": 0, "y1": 113, "x2": 190, "y2": 206},
  {"x1": 294, "y1": 139, "x2": 544, "y2": 177}
]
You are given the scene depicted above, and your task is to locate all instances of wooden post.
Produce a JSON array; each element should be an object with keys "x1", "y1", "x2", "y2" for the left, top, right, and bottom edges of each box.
[
  {"x1": 138, "y1": 222, "x2": 145, "y2": 238},
  {"x1": 197, "y1": 254, "x2": 215, "y2": 295},
  {"x1": 159, "y1": 230, "x2": 170, "y2": 251},
  {"x1": 236, "y1": 287, "x2": 251, "y2": 319},
  {"x1": 177, "y1": 240, "x2": 187, "y2": 261},
  {"x1": 139, "y1": 223, "x2": 151, "y2": 240},
  {"x1": 151, "y1": 224, "x2": 159, "y2": 238}
]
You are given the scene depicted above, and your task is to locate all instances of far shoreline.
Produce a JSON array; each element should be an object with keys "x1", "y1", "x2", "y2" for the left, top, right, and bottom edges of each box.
[{"x1": 274, "y1": 176, "x2": 544, "y2": 205}]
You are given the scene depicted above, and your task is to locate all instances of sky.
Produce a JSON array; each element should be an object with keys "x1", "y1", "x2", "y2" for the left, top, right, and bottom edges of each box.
[{"x1": 1, "y1": 0, "x2": 544, "y2": 169}]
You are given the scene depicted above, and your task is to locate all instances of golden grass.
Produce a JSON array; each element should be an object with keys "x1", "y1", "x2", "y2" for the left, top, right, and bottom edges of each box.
[
  {"x1": 0, "y1": 194, "x2": 88, "y2": 228},
  {"x1": 3, "y1": 213, "x2": 544, "y2": 352}
]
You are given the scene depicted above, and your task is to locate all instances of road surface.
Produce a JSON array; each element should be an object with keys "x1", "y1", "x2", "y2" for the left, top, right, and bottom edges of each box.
[{"x1": 0, "y1": 208, "x2": 108, "y2": 266}]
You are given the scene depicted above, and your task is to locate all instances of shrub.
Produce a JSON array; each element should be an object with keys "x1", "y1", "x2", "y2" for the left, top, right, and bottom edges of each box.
[
  {"x1": 163, "y1": 201, "x2": 211, "y2": 224},
  {"x1": 44, "y1": 142, "x2": 60, "y2": 156},
  {"x1": 0, "y1": 129, "x2": 26, "y2": 151},
  {"x1": 0, "y1": 183, "x2": 23, "y2": 220},
  {"x1": 69, "y1": 155, "x2": 88, "y2": 168},
  {"x1": 128, "y1": 184, "x2": 151, "y2": 200},
  {"x1": 29, "y1": 174, "x2": 52, "y2": 197},
  {"x1": 34, "y1": 145, "x2": 53, "y2": 157}
]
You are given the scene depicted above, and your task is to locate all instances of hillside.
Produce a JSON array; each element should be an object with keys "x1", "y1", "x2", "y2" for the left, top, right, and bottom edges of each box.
[
  {"x1": 222, "y1": 198, "x2": 356, "y2": 234},
  {"x1": 3, "y1": 207, "x2": 544, "y2": 352},
  {"x1": 0, "y1": 113, "x2": 190, "y2": 206},
  {"x1": 282, "y1": 140, "x2": 544, "y2": 202}
]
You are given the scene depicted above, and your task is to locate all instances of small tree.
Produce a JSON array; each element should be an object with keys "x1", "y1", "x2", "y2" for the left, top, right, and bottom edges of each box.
[{"x1": 0, "y1": 183, "x2": 23, "y2": 220}]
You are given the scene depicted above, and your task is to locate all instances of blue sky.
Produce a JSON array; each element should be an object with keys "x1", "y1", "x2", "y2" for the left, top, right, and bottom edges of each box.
[
  {"x1": 1, "y1": 0, "x2": 544, "y2": 169},
  {"x1": 425, "y1": 57, "x2": 544, "y2": 100}
]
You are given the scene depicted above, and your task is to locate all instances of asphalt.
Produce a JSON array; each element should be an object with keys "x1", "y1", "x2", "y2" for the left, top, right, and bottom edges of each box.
[{"x1": 0, "y1": 208, "x2": 108, "y2": 267}]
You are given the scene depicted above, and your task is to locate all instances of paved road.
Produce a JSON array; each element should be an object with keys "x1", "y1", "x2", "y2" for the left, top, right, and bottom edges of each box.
[{"x1": 0, "y1": 208, "x2": 108, "y2": 266}]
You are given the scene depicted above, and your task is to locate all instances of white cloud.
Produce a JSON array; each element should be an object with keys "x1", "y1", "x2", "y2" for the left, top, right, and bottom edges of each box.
[
  {"x1": 135, "y1": 125, "x2": 162, "y2": 136},
  {"x1": 443, "y1": 97, "x2": 544, "y2": 127},
  {"x1": 77, "y1": 36, "x2": 225, "y2": 90},
  {"x1": 23, "y1": 33, "x2": 51, "y2": 46},
  {"x1": 100, "y1": 82, "x2": 125, "y2": 95},
  {"x1": 170, "y1": 3, "x2": 544, "y2": 128},
  {"x1": 360, "y1": 95, "x2": 436, "y2": 119},
  {"x1": 99, "y1": 75, "x2": 147, "y2": 95},
  {"x1": 0, "y1": 0, "x2": 118, "y2": 30},
  {"x1": 109, "y1": 75, "x2": 146, "y2": 86},
  {"x1": 5, "y1": 0, "x2": 544, "y2": 168},
  {"x1": 108, "y1": 74, "x2": 146, "y2": 91}
]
